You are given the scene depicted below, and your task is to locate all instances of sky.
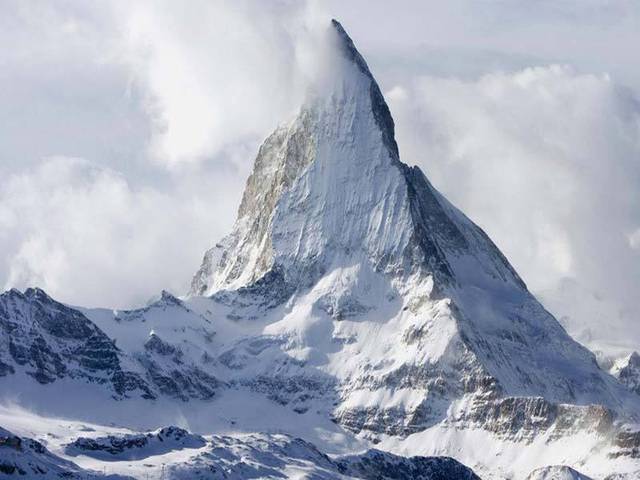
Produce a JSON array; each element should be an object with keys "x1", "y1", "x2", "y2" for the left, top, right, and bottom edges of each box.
[{"x1": 0, "y1": 0, "x2": 639, "y2": 354}]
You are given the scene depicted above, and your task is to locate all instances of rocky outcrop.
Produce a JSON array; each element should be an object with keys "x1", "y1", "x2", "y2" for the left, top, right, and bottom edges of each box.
[
  {"x1": 0, "y1": 288, "x2": 221, "y2": 401},
  {"x1": 455, "y1": 396, "x2": 614, "y2": 441},
  {"x1": 337, "y1": 449, "x2": 480, "y2": 480},
  {"x1": 0, "y1": 426, "x2": 132, "y2": 479},
  {"x1": 611, "y1": 428, "x2": 640, "y2": 459},
  {"x1": 526, "y1": 465, "x2": 593, "y2": 480},
  {"x1": 65, "y1": 426, "x2": 206, "y2": 461},
  {"x1": 114, "y1": 290, "x2": 193, "y2": 322},
  {"x1": 0, "y1": 288, "x2": 152, "y2": 397},
  {"x1": 611, "y1": 351, "x2": 640, "y2": 395}
]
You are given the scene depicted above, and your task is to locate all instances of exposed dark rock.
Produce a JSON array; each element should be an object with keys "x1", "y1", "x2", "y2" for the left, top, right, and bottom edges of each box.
[
  {"x1": 1, "y1": 426, "x2": 133, "y2": 479},
  {"x1": 66, "y1": 426, "x2": 206, "y2": 461},
  {"x1": 0, "y1": 359, "x2": 14, "y2": 376},
  {"x1": 1, "y1": 288, "x2": 224, "y2": 401},
  {"x1": 456, "y1": 396, "x2": 613, "y2": 441},
  {"x1": 613, "y1": 352, "x2": 640, "y2": 395},
  {"x1": 338, "y1": 449, "x2": 480, "y2": 480},
  {"x1": 611, "y1": 429, "x2": 640, "y2": 458},
  {"x1": 144, "y1": 333, "x2": 181, "y2": 358}
]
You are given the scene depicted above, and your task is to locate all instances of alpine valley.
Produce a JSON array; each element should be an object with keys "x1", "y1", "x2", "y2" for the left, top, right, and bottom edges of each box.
[{"x1": 1, "y1": 20, "x2": 639, "y2": 480}]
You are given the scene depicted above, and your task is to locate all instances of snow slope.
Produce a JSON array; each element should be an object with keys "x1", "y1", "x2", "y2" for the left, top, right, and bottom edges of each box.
[
  {"x1": 0, "y1": 425, "x2": 130, "y2": 479},
  {"x1": 0, "y1": 406, "x2": 478, "y2": 480}
]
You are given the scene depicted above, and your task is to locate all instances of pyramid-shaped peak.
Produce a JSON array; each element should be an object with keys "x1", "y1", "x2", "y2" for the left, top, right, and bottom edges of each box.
[
  {"x1": 330, "y1": 19, "x2": 375, "y2": 79},
  {"x1": 190, "y1": 20, "x2": 526, "y2": 299},
  {"x1": 327, "y1": 19, "x2": 399, "y2": 159},
  {"x1": 189, "y1": 16, "x2": 634, "y2": 418}
]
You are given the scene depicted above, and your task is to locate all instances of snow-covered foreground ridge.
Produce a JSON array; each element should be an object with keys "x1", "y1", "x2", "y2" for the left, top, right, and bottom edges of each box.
[{"x1": 1, "y1": 19, "x2": 640, "y2": 479}]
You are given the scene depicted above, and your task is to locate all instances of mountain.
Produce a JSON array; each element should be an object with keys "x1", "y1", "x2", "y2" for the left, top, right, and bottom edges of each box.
[
  {"x1": 1, "y1": 19, "x2": 640, "y2": 480},
  {"x1": 611, "y1": 352, "x2": 640, "y2": 396},
  {"x1": 190, "y1": 18, "x2": 637, "y2": 433},
  {"x1": 0, "y1": 288, "x2": 218, "y2": 401}
]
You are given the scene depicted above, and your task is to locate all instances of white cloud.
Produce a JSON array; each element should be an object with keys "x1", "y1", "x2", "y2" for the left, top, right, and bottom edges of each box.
[
  {"x1": 119, "y1": 0, "x2": 332, "y2": 165},
  {"x1": 0, "y1": 0, "x2": 332, "y2": 307},
  {"x1": 0, "y1": 1, "x2": 150, "y2": 174},
  {"x1": 629, "y1": 228, "x2": 640, "y2": 250},
  {"x1": 386, "y1": 65, "x2": 640, "y2": 349},
  {"x1": 0, "y1": 157, "x2": 242, "y2": 308}
]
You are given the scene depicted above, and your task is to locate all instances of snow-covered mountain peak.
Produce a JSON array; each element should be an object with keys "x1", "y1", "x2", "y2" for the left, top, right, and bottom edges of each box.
[
  {"x1": 189, "y1": 19, "x2": 638, "y2": 426},
  {"x1": 190, "y1": 19, "x2": 525, "y2": 301},
  {"x1": 329, "y1": 18, "x2": 399, "y2": 159}
]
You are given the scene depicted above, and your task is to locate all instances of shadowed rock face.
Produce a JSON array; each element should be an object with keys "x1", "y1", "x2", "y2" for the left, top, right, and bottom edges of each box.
[
  {"x1": 65, "y1": 426, "x2": 207, "y2": 461},
  {"x1": 337, "y1": 450, "x2": 480, "y2": 480},
  {"x1": 0, "y1": 426, "x2": 133, "y2": 479},
  {"x1": 612, "y1": 351, "x2": 640, "y2": 395},
  {"x1": 0, "y1": 288, "x2": 145, "y2": 391},
  {"x1": 0, "y1": 288, "x2": 220, "y2": 401}
]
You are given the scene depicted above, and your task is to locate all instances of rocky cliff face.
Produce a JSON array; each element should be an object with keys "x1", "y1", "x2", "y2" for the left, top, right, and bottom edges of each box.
[
  {"x1": 0, "y1": 288, "x2": 219, "y2": 401},
  {"x1": 0, "y1": 288, "x2": 151, "y2": 397},
  {"x1": 612, "y1": 352, "x2": 640, "y2": 396}
]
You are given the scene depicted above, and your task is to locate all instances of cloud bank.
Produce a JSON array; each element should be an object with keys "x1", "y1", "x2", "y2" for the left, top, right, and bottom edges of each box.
[
  {"x1": 0, "y1": 0, "x2": 332, "y2": 308},
  {"x1": 0, "y1": 156, "x2": 242, "y2": 308},
  {"x1": 387, "y1": 66, "x2": 640, "y2": 351},
  {"x1": 120, "y1": 0, "x2": 332, "y2": 165}
]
